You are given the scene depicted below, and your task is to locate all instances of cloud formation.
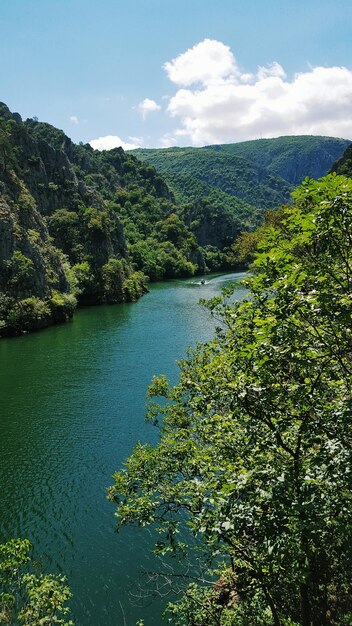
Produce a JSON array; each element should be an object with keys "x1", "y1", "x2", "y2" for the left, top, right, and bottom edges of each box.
[
  {"x1": 89, "y1": 135, "x2": 140, "y2": 151},
  {"x1": 137, "y1": 97, "x2": 161, "y2": 119},
  {"x1": 70, "y1": 115, "x2": 79, "y2": 124},
  {"x1": 162, "y1": 39, "x2": 352, "y2": 145},
  {"x1": 164, "y1": 38, "x2": 238, "y2": 87}
]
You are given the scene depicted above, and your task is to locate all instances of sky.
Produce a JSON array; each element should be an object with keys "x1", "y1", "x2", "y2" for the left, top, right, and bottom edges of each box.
[{"x1": 1, "y1": 0, "x2": 352, "y2": 149}]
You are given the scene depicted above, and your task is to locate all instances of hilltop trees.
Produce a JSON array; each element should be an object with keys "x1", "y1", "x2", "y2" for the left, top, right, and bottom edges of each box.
[{"x1": 109, "y1": 175, "x2": 352, "y2": 625}]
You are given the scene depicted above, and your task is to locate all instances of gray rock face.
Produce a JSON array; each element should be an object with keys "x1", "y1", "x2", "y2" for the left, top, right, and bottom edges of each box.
[
  {"x1": 0, "y1": 199, "x2": 14, "y2": 264},
  {"x1": 267, "y1": 140, "x2": 352, "y2": 186},
  {"x1": 0, "y1": 102, "x2": 131, "y2": 334},
  {"x1": 0, "y1": 192, "x2": 69, "y2": 298}
]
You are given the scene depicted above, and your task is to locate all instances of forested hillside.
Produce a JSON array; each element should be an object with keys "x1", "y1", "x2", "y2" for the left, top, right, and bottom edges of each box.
[
  {"x1": 1, "y1": 101, "x2": 350, "y2": 337},
  {"x1": 111, "y1": 174, "x2": 352, "y2": 625},
  {"x1": 132, "y1": 135, "x2": 350, "y2": 209},
  {"x1": 331, "y1": 142, "x2": 352, "y2": 177},
  {"x1": 209, "y1": 135, "x2": 351, "y2": 184},
  {"x1": 0, "y1": 104, "x2": 204, "y2": 335}
]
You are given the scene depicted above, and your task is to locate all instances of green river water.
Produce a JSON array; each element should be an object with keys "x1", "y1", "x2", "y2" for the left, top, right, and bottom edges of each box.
[{"x1": 0, "y1": 272, "x2": 247, "y2": 626}]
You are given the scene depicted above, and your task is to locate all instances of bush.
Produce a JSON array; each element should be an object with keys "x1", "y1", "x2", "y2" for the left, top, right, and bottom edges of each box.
[
  {"x1": 6, "y1": 296, "x2": 50, "y2": 331},
  {"x1": 50, "y1": 290, "x2": 77, "y2": 321}
]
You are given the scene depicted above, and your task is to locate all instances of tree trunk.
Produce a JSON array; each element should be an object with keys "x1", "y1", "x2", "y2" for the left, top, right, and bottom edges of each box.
[
  {"x1": 264, "y1": 586, "x2": 281, "y2": 626},
  {"x1": 300, "y1": 582, "x2": 312, "y2": 626}
]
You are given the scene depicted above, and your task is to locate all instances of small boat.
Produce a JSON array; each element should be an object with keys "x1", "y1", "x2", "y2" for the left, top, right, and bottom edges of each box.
[{"x1": 200, "y1": 279, "x2": 205, "y2": 285}]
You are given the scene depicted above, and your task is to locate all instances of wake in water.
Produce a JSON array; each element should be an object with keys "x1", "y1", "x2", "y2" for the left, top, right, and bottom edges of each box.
[{"x1": 189, "y1": 272, "x2": 247, "y2": 288}]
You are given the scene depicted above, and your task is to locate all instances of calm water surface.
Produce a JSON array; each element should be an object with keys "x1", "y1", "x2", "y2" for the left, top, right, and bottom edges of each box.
[{"x1": 0, "y1": 273, "x2": 246, "y2": 626}]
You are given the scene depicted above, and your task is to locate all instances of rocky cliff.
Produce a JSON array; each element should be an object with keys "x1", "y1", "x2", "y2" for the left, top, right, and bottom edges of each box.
[{"x1": 0, "y1": 103, "x2": 148, "y2": 335}]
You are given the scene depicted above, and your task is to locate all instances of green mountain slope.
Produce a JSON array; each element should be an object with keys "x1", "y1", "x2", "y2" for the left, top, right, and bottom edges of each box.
[
  {"x1": 131, "y1": 146, "x2": 292, "y2": 209},
  {"x1": 209, "y1": 135, "x2": 351, "y2": 185},
  {"x1": 330, "y1": 143, "x2": 352, "y2": 177},
  {"x1": 0, "y1": 104, "x2": 202, "y2": 335},
  {"x1": 131, "y1": 135, "x2": 350, "y2": 209}
]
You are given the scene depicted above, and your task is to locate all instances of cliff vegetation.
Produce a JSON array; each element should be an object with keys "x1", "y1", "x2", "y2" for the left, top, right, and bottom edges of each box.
[
  {"x1": 1, "y1": 101, "x2": 350, "y2": 337},
  {"x1": 0, "y1": 104, "x2": 200, "y2": 335}
]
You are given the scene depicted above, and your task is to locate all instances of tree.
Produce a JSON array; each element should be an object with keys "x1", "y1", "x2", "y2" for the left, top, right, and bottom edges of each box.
[
  {"x1": 232, "y1": 206, "x2": 287, "y2": 265},
  {"x1": 5, "y1": 252, "x2": 34, "y2": 294},
  {"x1": 109, "y1": 175, "x2": 352, "y2": 625},
  {"x1": 0, "y1": 538, "x2": 73, "y2": 625}
]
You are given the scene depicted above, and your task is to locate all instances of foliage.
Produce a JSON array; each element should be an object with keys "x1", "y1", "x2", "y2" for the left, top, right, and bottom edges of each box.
[
  {"x1": 212, "y1": 136, "x2": 351, "y2": 185},
  {"x1": 25, "y1": 114, "x2": 208, "y2": 282},
  {"x1": 131, "y1": 137, "x2": 349, "y2": 273},
  {"x1": 49, "y1": 291, "x2": 77, "y2": 321},
  {"x1": 233, "y1": 207, "x2": 288, "y2": 265},
  {"x1": 1, "y1": 102, "x2": 202, "y2": 334},
  {"x1": 5, "y1": 297, "x2": 51, "y2": 331},
  {"x1": 47, "y1": 209, "x2": 81, "y2": 259},
  {"x1": 131, "y1": 146, "x2": 291, "y2": 210},
  {"x1": 330, "y1": 143, "x2": 352, "y2": 178},
  {"x1": 123, "y1": 271, "x2": 148, "y2": 302},
  {"x1": 110, "y1": 174, "x2": 352, "y2": 625},
  {"x1": 0, "y1": 538, "x2": 73, "y2": 625},
  {"x1": 1, "y1": 101, "x2": 349, "y2": 336},
  {"x1": 109, "y1": 191, "x2": 200, "y2": 279},
  {"x1": 132, "y1": 135, "x2": 349, "y2": 211},
  {"x1": 4, "y1": 252, "x2": 35, "y2": 293},
  {"x1": 101, "y1": 258, "x2": 126, "y2": 302}
]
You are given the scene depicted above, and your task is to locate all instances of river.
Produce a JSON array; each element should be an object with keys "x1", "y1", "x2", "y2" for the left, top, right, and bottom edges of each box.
[{"x1": 0, "y1": 272, "x2": 247, "y2": 625}]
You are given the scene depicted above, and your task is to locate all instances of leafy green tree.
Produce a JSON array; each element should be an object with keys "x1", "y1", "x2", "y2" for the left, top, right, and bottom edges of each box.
[
  {"x1": 70, "y1": 262, "x2": 95, "y2": 298},
  {"x1": 101, "y1": 257, "x2": 126, "y2": 302},
  {"x1": 156, "y1": 213, "x2": 192, "y2": 246},
  {"x1": 5, "y1": 297, "x2": 50, "y2": 331},
  {"x1": 109, "y1": 175, "x2": 352, "y2": 626},
  {"x1": 0, "y1": 538, "x2": 73, "y2": 625},
  {"x1": 232, "y1": 207, "x2": 287, "y2": 265},
  {"x1": 47, "y1": 209, "x2": 80, "y2": 259},
  {"x1": 5, "y1": 252, "x2": 34, "y2": 293}
]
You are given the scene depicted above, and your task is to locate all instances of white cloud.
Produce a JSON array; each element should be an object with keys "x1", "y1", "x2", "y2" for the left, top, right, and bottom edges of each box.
[
  {"x1": 89, "y1": 135, "x2": 141, "y2": 151},
  {"x1": 257, "y1": 62, "x2": 287, "y2": 81},
  {"x1": 160, "y1": 39, "x2": 352, "y2": 145},
  {"x1": 70, "y1": 115, "x2": 79, "y2": 124},
  {"x1": 164, "y1": 39, "x2": 238, "y2": 86},
  {"x1": 137, "y1": 98, "x2": 161, "y2": 119}
]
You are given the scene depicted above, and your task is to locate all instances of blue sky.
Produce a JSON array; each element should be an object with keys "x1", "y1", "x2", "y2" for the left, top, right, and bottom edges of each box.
[{"x1": 1, "y1": 0, "x2": 352, "y2": 147}]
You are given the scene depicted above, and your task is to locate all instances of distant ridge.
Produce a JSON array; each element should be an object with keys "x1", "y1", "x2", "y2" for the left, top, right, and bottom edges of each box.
[{"x1": 131, "y1": 135, "x2": 351, "y2": 209}]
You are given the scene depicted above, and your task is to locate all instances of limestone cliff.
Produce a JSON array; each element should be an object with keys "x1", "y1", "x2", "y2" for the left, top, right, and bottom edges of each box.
[{"x1": 0, "y1": 103, "x2": 146, "y2": 335}]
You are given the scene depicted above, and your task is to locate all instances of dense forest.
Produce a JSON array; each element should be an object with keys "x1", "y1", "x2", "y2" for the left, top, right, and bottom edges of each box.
[
  {"x1": 0, "y1": 104, "x2": 201, "y2": 335},
  {"x1": 0, "y1": 104, "x2": 270, "y2": 336},
  {"x1": 331, "y1": 142, "x2": 352, "y2": 177},
  {"x1": 132, "y1": 136, "x2": 350, "y2": 209},
  {"x1": 110, "y1": 172, "x2": 352, "y2": 626},
  {"x1": 0, "y1": 103, "x2": 349, "y2": 337}
]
